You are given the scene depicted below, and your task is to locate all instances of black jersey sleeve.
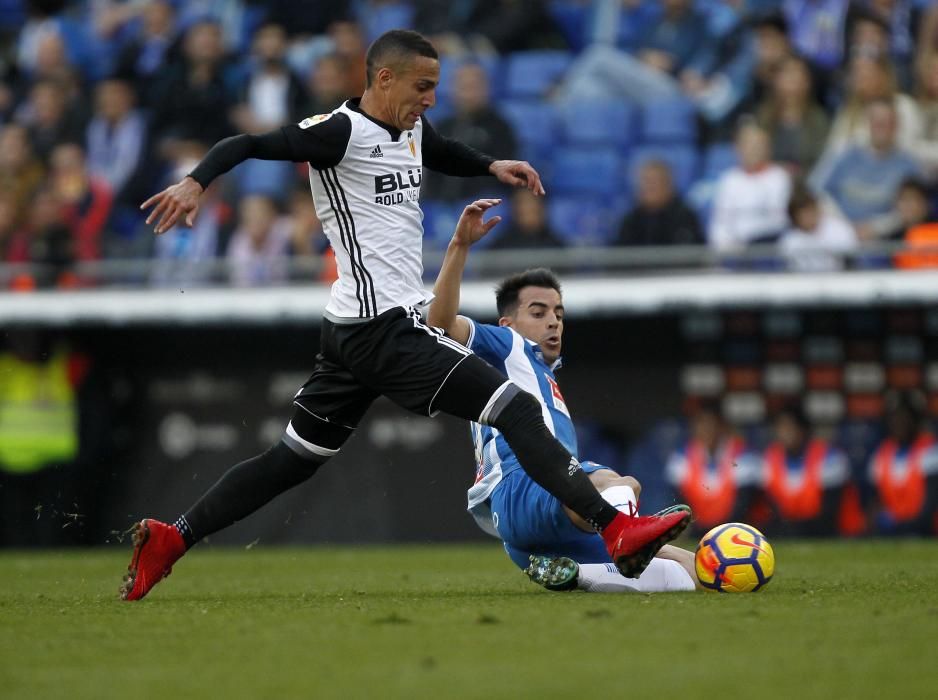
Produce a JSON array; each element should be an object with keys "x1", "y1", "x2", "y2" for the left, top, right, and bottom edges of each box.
[
  {"x1": 187, "y1": 112, "x2": 352, "y2": 189},
  {"x1": 421, "y1": 117, "x2": 495, "y2": 177}
]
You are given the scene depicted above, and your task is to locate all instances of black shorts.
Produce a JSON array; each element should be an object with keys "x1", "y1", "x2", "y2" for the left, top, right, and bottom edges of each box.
[{"x1": 283, "y1": 306, "x2": 513, "y2": 459}]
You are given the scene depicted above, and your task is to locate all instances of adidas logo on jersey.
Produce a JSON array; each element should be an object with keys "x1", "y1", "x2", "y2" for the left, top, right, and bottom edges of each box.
[{"x1": 369, "y1": 145, "x2": 383, "y2": 158}]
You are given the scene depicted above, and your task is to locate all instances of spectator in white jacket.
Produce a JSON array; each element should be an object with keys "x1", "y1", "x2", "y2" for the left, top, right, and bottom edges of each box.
[{"x1": 709, "y1": 120, "x2": 791, "y2": 252}]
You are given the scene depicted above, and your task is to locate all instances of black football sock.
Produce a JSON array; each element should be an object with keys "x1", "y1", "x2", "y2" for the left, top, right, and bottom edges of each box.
[
  {"x1": 176, "y1": 441, "x2": 326, "y2": 549},
  {"x1": 489, "y1": 390, "x2": 619, "y2": 531}
]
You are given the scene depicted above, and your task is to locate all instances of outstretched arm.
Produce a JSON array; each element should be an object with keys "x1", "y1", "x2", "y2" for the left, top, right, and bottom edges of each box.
[
  {"x1": 142, "y1": 113, "x2": 351, "y2": 233},
  {"x1": 421, "y1": 118, "x2": 545, "y2": 195},
  {"x1": 427, "y1": 198, "x2": 502, "y2": 345}
]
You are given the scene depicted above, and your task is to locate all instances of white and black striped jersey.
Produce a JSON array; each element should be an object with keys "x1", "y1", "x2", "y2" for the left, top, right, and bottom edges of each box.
[{"x1": 189, "y1": 98, "x2": 495, "y2": 320}]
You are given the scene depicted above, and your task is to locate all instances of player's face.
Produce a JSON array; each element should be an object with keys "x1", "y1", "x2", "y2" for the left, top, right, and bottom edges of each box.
[
  {"x1": 500, "y1": 287, "x2": 564, "y2": 363},
  {"x1": 386, "y1": 55, "x2": 439, "y2": 130}
]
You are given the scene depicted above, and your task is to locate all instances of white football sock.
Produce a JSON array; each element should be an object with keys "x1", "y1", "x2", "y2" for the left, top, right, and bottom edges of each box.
[
  {"x1": 600, "y1": 485, "x2": 637, "y2": 514},
  {"x1": 577, "y1": 559, "x2": 696, "y2": 593}
]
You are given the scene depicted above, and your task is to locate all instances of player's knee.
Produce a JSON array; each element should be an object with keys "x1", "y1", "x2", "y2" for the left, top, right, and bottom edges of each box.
[
  {"x1": 489, "y1": 389, "x2": 543, "y2": 434},
  {"x1": 281, "y1": 405, "x2": 352, "y2": 462},
  {"x1": 623, "y1": 476, "x2": 641, "y2": 498},
  {"x1": 587, "y1": 470, "x2": 640, "y2": 497}
]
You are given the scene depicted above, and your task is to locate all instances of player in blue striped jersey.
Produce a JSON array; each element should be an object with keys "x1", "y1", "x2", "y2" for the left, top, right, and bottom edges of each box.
[{"x1": 428, "y1": 199, "x2": 701, "y2": 593}]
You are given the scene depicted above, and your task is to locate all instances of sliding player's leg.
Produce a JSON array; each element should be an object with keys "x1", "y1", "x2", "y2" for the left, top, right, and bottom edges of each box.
[
  {"x1": 429, "y1": 357, "x2": 689, "y2": 576},
  {"x1": 526, "y1": 555, "x2": 698, "y2": 593}
]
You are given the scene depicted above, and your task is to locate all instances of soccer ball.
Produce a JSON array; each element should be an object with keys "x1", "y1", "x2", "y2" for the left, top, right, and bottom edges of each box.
[{"x1": 695, "y1": 522, "x2": 775, "y2": 593}]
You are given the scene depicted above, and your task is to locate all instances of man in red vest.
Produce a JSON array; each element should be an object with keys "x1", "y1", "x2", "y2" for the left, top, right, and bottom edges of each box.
[
  {"x1": 762, "y1": 405, "x2": 850, "y2": 536},
  {"x1": 868, "y1": 391, "x2": 938, "y2": 535},
  {"x1": 665, "y1": 401, "x2": 761, "y2": 536}
]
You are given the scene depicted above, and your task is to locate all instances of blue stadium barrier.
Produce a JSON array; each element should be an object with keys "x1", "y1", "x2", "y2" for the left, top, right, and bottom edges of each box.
[
  {"x1": 549, "y1": 147, "x2": 624, "y2": 198},
  {"x1": 558, "y1": 98, "x2": 637, "y2": 151},
  {"x1": 504, "y1": 50, "x2": 574, "y2": 99},
  {"x1": 628, "y1": 144, "x2": 700, "y2": 194},
  {"x1": 640, "y1": 95, "x2": 698, "y2": 144}
]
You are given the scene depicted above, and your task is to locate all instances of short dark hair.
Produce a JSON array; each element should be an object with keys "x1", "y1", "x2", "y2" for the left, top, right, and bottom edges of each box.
[
  {"x1": 787, "y1": 181, "x2": 818, "y2": 221},
  {"x1": 365, "y1": 29, "x2": 438, "y2": 87},
  {"x1": 495, "y1": 268, "x2": 562, "y2": 317}
]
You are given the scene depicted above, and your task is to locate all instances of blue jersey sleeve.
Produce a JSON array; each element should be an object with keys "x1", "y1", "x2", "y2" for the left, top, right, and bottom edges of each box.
[{"x1": 465, "y1": 317, "x2": 514, "y2": 368}]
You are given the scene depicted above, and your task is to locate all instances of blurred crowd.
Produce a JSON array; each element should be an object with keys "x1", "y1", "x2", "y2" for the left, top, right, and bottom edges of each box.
[
  {"x1": 649, "y1": 390, "x2": 938, "y2": 538},
  {"x1": 0, "y1": 0, "x2": 937, "y2": 290}
]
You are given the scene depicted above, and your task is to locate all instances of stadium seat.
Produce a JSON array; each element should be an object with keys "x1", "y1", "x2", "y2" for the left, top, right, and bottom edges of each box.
[
  {"x1": 549, "y1": 147, "x2": 625, "y2": 199},
  {"x1": 547, "y1": 195, "x2": 618, "y2": 245},
  {"x1": 504, "y1": 50, "x2": 574, "y2": 99},
  {"x1": 359, "y1": 2, "x2": 416, "y2": 42},
  {"x1": 547, "y1": 0, "x2": 592, "y2": 52},
  {"x1": 702, "y1": 142, "x2": 738, "y2": 179},
  {"x1": 628, "y1": 145, "x2": 699, "y2": 194},
  {"x1": 501, "y1": 100, "x2": 560, "y2": 149},
  {"x1": 558, "y1": 99, "x2": 637, "y2": 151},
  {"x1": 640, "y1": 95, "x2": 698, "y2": 144}
]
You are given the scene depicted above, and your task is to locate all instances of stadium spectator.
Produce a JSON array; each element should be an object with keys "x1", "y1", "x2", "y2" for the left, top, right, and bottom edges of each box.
[
  {"x1": 0, "y1": 193, "x2": 18, "y2": 266},
  {"x1": 328, "y1": 21, "x2": 367, "y2": 97},
  {"x1": 285, "y1": 186, "x2": 336, "y2": 284},
  {"x1": 18, "y1": 79, "x2": 87, "y2": 164},
  {"x1": 303, "y1": 54, "x2": 355, "y2": 116},
  {"x1": 709, "y1": 121, "x2": 791, "y2": 251},
  {"x1": 556, "y1": 0, "x2": 713, "y2": 104},
  {"x1": 665, "y1": 400, "x2": 762, "y2": 536},
  {"x1": 615, "y1": 160, "x2": 703, "y2": 247},
  {"x1": 779, "y1": 183, "x2": 857, "y2": 271},
  {"x1": 424, "y1": 62, "x2": 516, "y2": 201},
  {"x1": 263, "y1": 0, "x2": 351, "y2": 38},
  {"x1": 860, "y1": 0, "x2": 917, "y2": 86},
  {"x1": 150, "y1": 146, "x2": 226, "y2": 288},
  {"x1": 491, "y1": 190, "x2": 563, "y2": 250},
  {"x1": 867, "y1": 390, "x2": 938, "y2": 535},
  {"x1": 85, "y1": 78, "x2": 147, "y2": 205},
  {"x1": 226, "y1": 194, "x2": 292, "y2": 287},
  {"x1": 231, "y1": 22, "x2": 306, "y2": 135},
  {"x1": 816, "y1": 99, "x2": 922, "y2": 240},
  {"x1": 756, "y1": 55, "x2": 830, "y2": 177},
  {"x1": 746, "y1": 10, "x2": 797, "y2": 110},
  {"x1": 918, "y1": 1, "x2": 938, "y2": 68},
  {"x1": 760, "y1": 405, "x2": 851, "y2": 537},
  {"x1": 150, "y1": 18, "x2": 237, "y2": 151},
  {"x1": 0, "y1": 123, "x2": 45, "y2": 222},
  {"x1": 881, "y1": 177, "x2": 935, "y2": 241},
  {"x1": 49, "y1": 142, "x2": 113, "y2": 271},
  {"x1": 114, "y1": 0, "x2": 179, "y2": 107},
  {"x1": 913, "y1": 53, "x2": 938, "y2": 179},
  {"x1": 810, "y1": 54, "x2": 923, "y2": 185},
  {"x1": 782, "y1": 0, "x2": 850, "y2": 74},
  {"x1": 4, "y1": 186, "x2": 73, "y2": 289},
  {"x1": 413, "y1": 0, "x2": 568, "y2": 55}
]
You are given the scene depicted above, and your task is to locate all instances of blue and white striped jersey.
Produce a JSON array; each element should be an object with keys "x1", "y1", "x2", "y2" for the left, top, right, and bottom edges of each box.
[{"x1": 464, "y1": 317, "x2": 578, "y2": 536}]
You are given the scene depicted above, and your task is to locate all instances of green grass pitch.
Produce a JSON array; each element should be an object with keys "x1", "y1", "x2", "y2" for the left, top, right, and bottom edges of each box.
[{"x1": 2, "y1": 539, "x2": 936, "y2": 699}]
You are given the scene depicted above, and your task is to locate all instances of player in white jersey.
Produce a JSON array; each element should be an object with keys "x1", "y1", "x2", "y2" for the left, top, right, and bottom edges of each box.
[
  {"x1": 121, "y1": 30, "x2": 689, "y2": 601},
  {"x1": 428, "y1": 198, "x2": 699, "y2": 593}
]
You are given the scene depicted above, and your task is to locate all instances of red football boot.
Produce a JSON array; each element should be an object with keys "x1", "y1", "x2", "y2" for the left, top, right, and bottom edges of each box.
[
  {"x1": 601, "y1": 508, "x2": 691, "y2": 578},
  {"x1": 119, "y1": 519, "x2": 186, "y2": 601}
]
